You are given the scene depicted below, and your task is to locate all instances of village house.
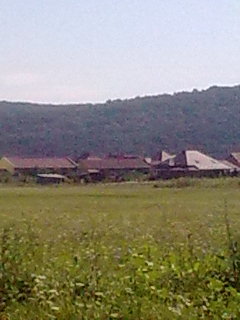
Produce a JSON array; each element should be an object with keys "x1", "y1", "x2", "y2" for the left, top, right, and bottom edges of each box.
[
  {"x1": 77, "y1": 154, "x2": 150, "y2": 181},
  {"x1": 0, "y1": 156, "x2": 77, "y2": 176},
  {"x1": 151, "y1": 150, "x2": 232, "y2": 179},
  {"x1": 0, "y1": 150, "x2": 239, "y2": 182}
]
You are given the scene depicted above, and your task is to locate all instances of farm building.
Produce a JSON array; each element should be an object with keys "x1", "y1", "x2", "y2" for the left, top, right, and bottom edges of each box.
[
  {"x1": 226, "y1": 152, "x2": 240, "y2": 168},
  {"x1": 151, "y1": 150, "x2": 232, "y2": 179},
  {"x1": 0, "y1": 156, "x2": 77, "y2": 176},
  {"x1": 77, "y1": 155, "x2": 150, "y2": 181},
  {"x1": 37, "y1": 173, "x2": 68, "y2": 184}
]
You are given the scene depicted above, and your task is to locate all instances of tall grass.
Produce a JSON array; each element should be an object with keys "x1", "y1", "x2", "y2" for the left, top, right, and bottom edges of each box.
[
  {"x1": 153, "y1": 177, "x2": 240, "y2": 189},
  {"x1": 0, "y1": 182, "x2": 239, "y2": 319},
  {"x1": 1, "y1": 220, "x2": 240, "y2": 318}
]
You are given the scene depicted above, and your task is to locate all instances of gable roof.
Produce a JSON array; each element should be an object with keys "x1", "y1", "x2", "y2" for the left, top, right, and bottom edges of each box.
[
  {"x1": 231, "y1": 152, "x2": 240, "y2": 161},
  {"x1": 151, "y1": 150, "x2": 175, "y2": 166},
  {"x1": 4, "y1": 157, "x2": 77, "y2": 169},
  {"x1": 153, "y1": 151, "x2": 175, "y2": 162},
  {"x1": 78, "y1": 158, "x2": 150, "y2": 171},
  {"x1": 227, "y1": 152, "x2": 240, "y2": 167},
  {"x1": 221, "y1": 160, "x2": 240, "y2": 171},
  {"x1": 163, "y1": 150, "x2": 231, "y2": 171}
]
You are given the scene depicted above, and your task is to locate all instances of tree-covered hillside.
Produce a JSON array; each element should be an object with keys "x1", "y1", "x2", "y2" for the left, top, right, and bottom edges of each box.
[{"x1": 0, "y1": 86, "x2": 239, "y2": 157}]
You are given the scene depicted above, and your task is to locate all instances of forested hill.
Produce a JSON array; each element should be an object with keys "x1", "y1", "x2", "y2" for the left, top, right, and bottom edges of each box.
[{"x1": 0, "y1": 85, "x2": 240, "y2": 158}]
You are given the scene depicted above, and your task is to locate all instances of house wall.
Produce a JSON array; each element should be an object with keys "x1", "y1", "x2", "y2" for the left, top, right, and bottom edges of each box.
[
  {"x1": 151, "y1": 168, "x2": 230, "y2": 180},
  {"x1": 37, "y1": 177, "x2": 64, "y2": 184},
  {"x1": 14, "y1": 167, "x2": 76, "y2": 176},
  {"x1": 0, "y1": 157, "x2": 15, "y2": 174},
  {"x1": 0, "y1": 158, "x2": 77, "y2": 176}
]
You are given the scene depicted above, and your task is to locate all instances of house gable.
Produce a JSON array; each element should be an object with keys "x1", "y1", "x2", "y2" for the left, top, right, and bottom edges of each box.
[{"x1": 0, "y1": 157, "x2": 15, "y2": 173}]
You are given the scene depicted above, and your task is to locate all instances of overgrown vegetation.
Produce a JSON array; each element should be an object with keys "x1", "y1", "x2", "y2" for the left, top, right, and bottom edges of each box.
[
  {"x1": 0, "y1": 85, "x2": 240, "y2": 157},
  {"x1": 0, "y1": 181, "x2": 239, "y2": 319}
]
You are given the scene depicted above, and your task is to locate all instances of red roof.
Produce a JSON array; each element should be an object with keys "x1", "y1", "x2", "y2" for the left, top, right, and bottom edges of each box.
[
  {"x1": 5, "y1": 157, "x2": 77, "y2": 169},
  {"x1": 79, "y1": 158, "x2": 150, "y2": 170}
]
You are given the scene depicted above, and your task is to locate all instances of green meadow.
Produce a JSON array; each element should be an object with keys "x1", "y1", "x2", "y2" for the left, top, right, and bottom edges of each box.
[{"x1": 0, "y1": 178, "x2": 240, "y2": 319}]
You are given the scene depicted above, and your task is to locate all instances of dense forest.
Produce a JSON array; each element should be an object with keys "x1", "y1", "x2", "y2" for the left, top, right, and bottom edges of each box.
[{"x1": 0, "y1": 85, "x2": 239, "y2": 158}]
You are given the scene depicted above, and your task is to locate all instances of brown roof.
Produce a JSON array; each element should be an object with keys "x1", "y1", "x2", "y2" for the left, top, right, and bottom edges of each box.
[
  {"x1": 5, "y1": 157, "x2": 77, "y2": 169},
  {"x1": 78, "y1": 158, "x2": 150, "y2": 170}
]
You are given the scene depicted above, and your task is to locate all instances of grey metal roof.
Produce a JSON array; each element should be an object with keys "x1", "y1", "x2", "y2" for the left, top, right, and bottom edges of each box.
[
  {"x1": 37, "y1": 174, "x2": 67, "y2": 179},
  {"x1": 221, "y1": 160, "x2": 240, "y2": 171},
  {"x1": 231, "y1": 153, "x2": 240, "y2": 164},
  {"x1": 163, "y1": 150, "x2": 232, "y2": 171},
  {"x1": 184, "y1": 151, "x2": 231, "y2": 170}
]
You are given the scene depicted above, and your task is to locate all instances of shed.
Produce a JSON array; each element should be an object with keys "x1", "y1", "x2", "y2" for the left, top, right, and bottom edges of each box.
[{"x1": 37, "y1": 173, "x2": 67, "y2": 184}]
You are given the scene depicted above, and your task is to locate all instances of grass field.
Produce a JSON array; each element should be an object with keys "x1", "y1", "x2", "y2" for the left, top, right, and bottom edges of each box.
[{"x1": 0, "y1": 178, "x2": 240, "y2": 319}]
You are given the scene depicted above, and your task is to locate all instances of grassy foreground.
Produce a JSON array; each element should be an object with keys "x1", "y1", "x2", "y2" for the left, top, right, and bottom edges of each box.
[{"x1": 0, "y1": 178, "x2": 240, "y2": 319}]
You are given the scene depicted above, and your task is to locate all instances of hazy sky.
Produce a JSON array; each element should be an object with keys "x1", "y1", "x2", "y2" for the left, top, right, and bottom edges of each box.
[{"x1": 0, "y1": 0, "x2": 240, "y2": 103}]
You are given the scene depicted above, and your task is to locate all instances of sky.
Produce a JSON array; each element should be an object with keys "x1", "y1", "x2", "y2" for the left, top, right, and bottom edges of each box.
[{"x1": 0, "y1": 0, "x2": 240, "y2": 103}]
